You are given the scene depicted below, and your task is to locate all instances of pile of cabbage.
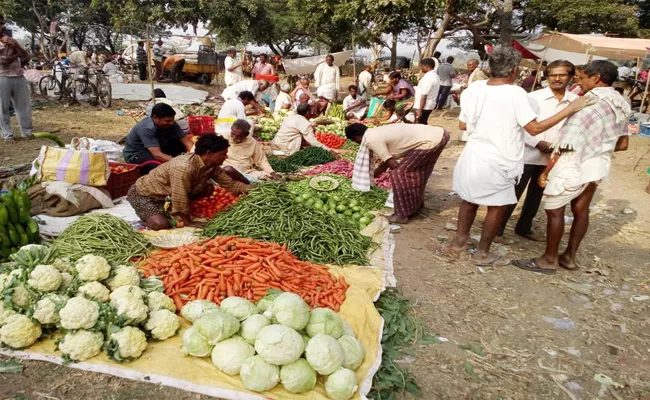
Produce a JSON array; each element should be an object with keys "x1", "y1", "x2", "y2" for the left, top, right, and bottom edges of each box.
[
  {"x1": 0, "y1": 244, "x2": 180, "y2": 363},
  {"x1": 182, "y1": 290, "x2": 365, "y2": 400}
]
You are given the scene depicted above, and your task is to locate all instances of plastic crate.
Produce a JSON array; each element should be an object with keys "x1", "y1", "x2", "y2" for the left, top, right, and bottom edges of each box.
[
  {"x1": 106, "y1": 162, "x2": 140, "y2": 199},
  {"x1": 254, "y1": 74, "x2": 279, "y2": 83},
  {"x1": 187, "y1": 115, "x2": 215, "y2": 136}
]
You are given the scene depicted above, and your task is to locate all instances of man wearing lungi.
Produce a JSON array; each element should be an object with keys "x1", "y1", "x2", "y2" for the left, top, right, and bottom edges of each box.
[
  {"x1": 514, "y1": 60, "x2": 630, "y2": 274},
  {"x1": 346, "y1": 123, "x2": 449, "y2": 224}
]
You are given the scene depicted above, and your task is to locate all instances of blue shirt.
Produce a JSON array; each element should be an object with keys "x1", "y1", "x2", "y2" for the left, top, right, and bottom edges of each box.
[{"x1": 123, "y1": 117, "x2": 185, "y2": 162}]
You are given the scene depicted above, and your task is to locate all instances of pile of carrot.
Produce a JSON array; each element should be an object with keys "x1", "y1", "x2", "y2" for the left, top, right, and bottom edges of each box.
[{"x1": 137, "y1": 236, "x2": 349, "y2": 312}]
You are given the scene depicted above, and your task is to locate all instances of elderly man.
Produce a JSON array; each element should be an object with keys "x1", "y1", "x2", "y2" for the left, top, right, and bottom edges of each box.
[
  {"x1": 497, "y1": 60, "x2": 578, "y2": 242},
  {"x1": 272, "y1": 103, "x2": 332, "y2": 156},
  {"x1": 215, "y1": 91, "x2": 257, "y2": 134},
  {"x1": 221, "y1": 79, "x2": 269, "y2": 102},
  {"x1": 252, "y1": 53, "x2": 274, "y2": 78},
  {"x1": 0, "y1": 21, "x2": 33, "y2": 141},
  {"x1": 222, "y1": 119, "x2": 278, "y2": 182},
  {"x1": 414, "y1": 58, "x2": 440, "y2": 125},
  {"x1": 466, "y1": 59, "x2": 487, "y2": 86},
  {"x1": 515, "y1": 60, "x2": 629, "y2": 274},
  {"x1": 448, "y1": 47, "x2": 590, "y2": 266},
  {"x1": 127, "y1": 135, "x2": 250, "y2": 230},
  {"x1": 314, "y1": 54, "x2": 340, "y2": 102},
  {"x1": 346, "y1": 123, "x2": 449, "y2": 223},
  {"x1": 224, "y1": 47, "x2": 243, "y2": 86},
  {"x1": 123, "y1": 103, "x2": 194, "y2": 174}
]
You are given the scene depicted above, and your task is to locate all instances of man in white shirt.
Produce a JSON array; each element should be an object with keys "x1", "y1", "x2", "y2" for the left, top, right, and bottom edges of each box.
[
  {"x1": 357, "y1": 64, "x2": 374, "y2": 100},
  {"x1": 314, "y1": 54, "x2": 340, "y2": 101},
  {"x1": 220, "y1": 79, "x2": 269, "y2": 113},
  {"x1": 342, "y1": 85, "x2": 367, "y2": 120},
  {"x1": 617, "y1": 62, "x2": 631, "y2": 80},
  {"x1": 435, "y1": 56, "x2": 456, "y2": 110},
  {"x1": 272, "y1": 103, "x2": 331, "y2": 155},
  {"x1": 224, "y1": 47, "x2": 243, "y2": 86},
  {"x1": 152, "y1": 40, "x2": 164, "y2": 81},
  {"x1": 497, "y1": 60, "x2": 578, "y2": 242},
  {"x1": 432, "y1": 51, "x2": 441, "y2": 72},
  {"x1": 215, "y1": 91, "x2": 256, "y2": 134},
  {"x1": 414, "y1": 58, "x2": 440, "y2": 124},
  {"x1": 515, "y1": 60, "x2": 629, "y2": 274}
]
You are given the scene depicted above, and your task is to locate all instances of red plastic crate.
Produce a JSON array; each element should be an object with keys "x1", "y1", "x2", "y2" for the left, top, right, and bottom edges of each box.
[
  {"x1": 255, "y1": 74, "x2": 279, "y2": 83},
  {"x1": 187, "y1": 116, "x2": 215, "y2": 136},
  {"x1": 106, "y1": 162, "x2": 140, "y2": 199}
]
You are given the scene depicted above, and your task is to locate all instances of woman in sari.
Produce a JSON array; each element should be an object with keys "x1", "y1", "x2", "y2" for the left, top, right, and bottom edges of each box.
[{"x1": 376, "y1": 71, "x2": 415, "y2": 116}]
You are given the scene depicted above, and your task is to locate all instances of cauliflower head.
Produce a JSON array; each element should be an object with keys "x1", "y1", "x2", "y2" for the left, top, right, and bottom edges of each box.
[
  {"x1": 27, "y1": 264, "x2": 62, "y2": 292},
  {"x1": 59, "y1": 297, "x2": 100, "y2": 330},
  {"x1": 109, "y1": 285, "x2": 146, "y2": 301},
  {"x1": 0, "y1": 314, "x2": 42, "y2": 349},
  {"x1": 75, "y1": 255, "x2": 111, "y2": 281},
  {"x1": 144, "y1": 309, "x2": 180, "y2": 340},
  {"x1": 58, "y1": 330, "x2": 104, "y2": 361},
  {"x1": 10, "y1": 283, "x2": 38, "y2": 310},
  {"x1": 106, "y1": 326, "x2": 148, "y2": 361},
  {"x1": 77, "y1": 281, "x2": 110, "y2": 302},
  {"x1": 147, "y1": 292, "x2": 176, "y2": 313},
  {"x1": 0, "y1": 273, "x2": 10, "y2": 292},
  {"x1": 60, "y1": 272, "x2": 74, "y2": 290},
  {"x1": 106, "y1": 265, "x2": 140, "y2": 291},
  {"x1": 109, "y1": 285, "x2": 148, "y2": 324},
  {"x1": 0, "y1": 302, "x2": 17, "y2": 326},
  {"x1": 32, "y1": 293, "x2": 68, "y2": 325},
  {"x1": 51, "y1": 258, "x2": 75, "y2": 274}
]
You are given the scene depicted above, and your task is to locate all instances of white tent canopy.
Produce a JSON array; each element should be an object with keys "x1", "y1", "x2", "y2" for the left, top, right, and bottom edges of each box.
[
  {"x1": 283, "y1": 50, "x2": 353, "y2": 76},
  {"x1": 524, "y1": 32, "x2": 650, "y2": 61}
]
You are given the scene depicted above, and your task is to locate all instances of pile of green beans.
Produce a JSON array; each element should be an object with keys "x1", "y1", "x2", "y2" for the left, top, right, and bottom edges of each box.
[
  {"x1": 285, "y1": 147, "x2": 335, "y2": 167},
  {"x1": 52, "y1": 214, "x2": 152, "y2": 263},
  {"x1": 340, "y1": 140, "x2": 360, "y2": 150},
  {"x1": 268, "y1": 156, "x2": 299, "y2": 173},
  {"x1": 202, "y1": 184, "x2": 374, "y2": 265},
  {"x1": 287, "y1": 174, "x2": 388, "y2": 211}
]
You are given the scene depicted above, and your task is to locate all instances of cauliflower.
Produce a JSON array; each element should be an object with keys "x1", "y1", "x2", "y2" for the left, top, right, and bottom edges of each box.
[
  {"x1": 147, "y1": 292, "x2": 176, "y2": 313},
  {"x1": 0, "y1": 314, "x2": 42, "y2": 348},
  {"x1": 144, "y1": 309, "x2": 180, "y2": 340},
  {"x1": 59, "y1": 297, "x2": 100, "y2": 330},
  {"x1": 32, "y1": 293, "x2": 68, "y2": 325},
  {"x1": 52, "y1": 258, "x2": 75, "y2": 274},
  {"x1": 10, "y1": 283, "x2": 37, "y2": 310},
  {"x1": 110, "y1": 286, "x2": 148, "y2": 325},
  {"x1": 105, "y1": 326, "x2": 148, "y2": 361},
  {"x1": 0, "y1": 302, "x2": 17, "y2": 326},
  {"x1": 58, "y1": 330, "x2": 104, "y2": 361},
  {"x1": 60, "y1": 272, "x2": 74, "y2": 290},
  {"x1": 75, "y1": 255, "x2": 111, "y2": 281},
  {"x1": 0, "y1": 273, "x2": 10, "y2": 292},
  {"x1": 106, "y1": 265, "x2": 140, "y2": 291},
  {"x1": 27, "y1": 264, "x2": 62, "y2": 292},
  {"x1": 77, "y1": 281, "x2": 110, "y2": 302}
]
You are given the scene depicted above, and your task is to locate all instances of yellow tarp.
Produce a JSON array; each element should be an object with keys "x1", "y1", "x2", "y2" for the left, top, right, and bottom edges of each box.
[{"x1": 1, "y1": 265, "x2": 384, "y2": 400}]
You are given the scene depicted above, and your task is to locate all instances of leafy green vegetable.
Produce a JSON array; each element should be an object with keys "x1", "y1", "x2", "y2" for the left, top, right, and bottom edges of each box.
[{"x1": 0, "y1": 361, "x2": 23, "y2": 373}]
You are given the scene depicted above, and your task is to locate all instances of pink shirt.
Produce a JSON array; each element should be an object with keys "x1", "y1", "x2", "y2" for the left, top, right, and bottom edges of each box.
[{"x1": 252, "y1": 62, "x2": 274, "y2": 76}]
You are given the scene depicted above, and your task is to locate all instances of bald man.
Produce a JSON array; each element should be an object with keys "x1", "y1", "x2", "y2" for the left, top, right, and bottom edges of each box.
[{"x1": 465, "y1": 59, "x2": 487, "y2": 86}]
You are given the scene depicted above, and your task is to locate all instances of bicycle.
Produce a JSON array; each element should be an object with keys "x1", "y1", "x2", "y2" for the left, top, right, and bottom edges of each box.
[
  {"x1": 74, "y1": 67, "x2": 112, "y2": 108},
  {"x1": 38, "y1": 61, "x2": 75, "y2": 105}
]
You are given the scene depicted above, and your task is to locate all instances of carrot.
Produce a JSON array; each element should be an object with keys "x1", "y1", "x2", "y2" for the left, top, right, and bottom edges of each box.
[
  {"x1": 172, "y1": 294, "x2": 184, "y2": 311},
  {"x1": 226, "y1": 280, "x2": 235, "y2": 297}
]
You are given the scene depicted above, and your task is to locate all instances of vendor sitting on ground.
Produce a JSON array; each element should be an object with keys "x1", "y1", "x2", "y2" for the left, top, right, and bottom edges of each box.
[
  {"x1": 145, "y1": 89, "x2": 190, "y2": 135},
  {"x1": 127, "y1": 135, "x2": 250, "y2": 230},
  {"x1": 346, "y1": 123, "x2": 449, "y2": 224},
  {"x1": 222, "y1": 119, "x2": 279, "y2": 183},
  {"x1": 343, "y1": 85, "x2": 368, "y2": 121},
  {"x1": 215, "y1": 91, "x2": 257, "y2": 135},
  {"x1": 123, "y1": 103, "x2": 193, "y2": 175},
  {"x1": 271, "y1": 103, "x2": 332, "y2": 156}
]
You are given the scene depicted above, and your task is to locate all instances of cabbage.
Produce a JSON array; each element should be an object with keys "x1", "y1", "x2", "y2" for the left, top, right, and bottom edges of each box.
[
  {"x1": 342, "y1": 320, "x2": 355, "y2": 337},
  {"x1": 240, "y1": 314, "x2": 270, "y2": 344},
  {"x1": 193, "y1": 312, "x2": 240, "y2": 344},
  {"x1": 182, "y1": 327, "x2": 213, "y2": 357},
  {"x1": 338, "y1": 335, "x2": 365, "y2": 370},
  {"x1": 180, "y1": 300, "x2": 220, "y2": 322},
  {"x1": 305, "y1": 334, "x2": 344, "y2": 375},
  {"x1": 254, "y1": 325, "x2": 304, "y2": 366},
  {"x1": 305, "y1": 308, "x2": 344, "y2": 338},
  {"x1": 270, "y1": 293, "x2": 309, "y2": 330},
  {"x1": 240, "y1": 355, "x2": 280, "y2": 392},
  {"x1": 220, "y1": 296, "x2": 258, "y2": 321},
  {"x1": 325, "y1": 368, "x2": 358, "y2": 400},
  {"x1": 211, "y1": 335, "x2": 255, "y2": 375},
  {"x1": 256, "y1": 289, "x2": 283, "y2": 313},
  {"x1": 280, "y1": 358, "x2": 317, "y2": 394}
]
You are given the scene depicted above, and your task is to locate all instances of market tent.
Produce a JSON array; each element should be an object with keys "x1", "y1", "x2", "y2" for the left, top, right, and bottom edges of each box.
[
  {"x1": 527, "y1": 32, "x2": 650, "y2": 60},
  {"x1": 283, "y1": 50, "x2": 353, "y2": 76}
]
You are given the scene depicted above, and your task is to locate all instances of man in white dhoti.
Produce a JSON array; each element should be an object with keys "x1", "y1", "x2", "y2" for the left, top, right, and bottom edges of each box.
[
  {"x1": 314, "y1": 54, "x2": 340, "y2": 101},
  {"x1": 448, "y1": 47, "x2": 590, "y2": 266},
  {"x1": 514, "y1": 60, "x2": 629, "y2": 274}
]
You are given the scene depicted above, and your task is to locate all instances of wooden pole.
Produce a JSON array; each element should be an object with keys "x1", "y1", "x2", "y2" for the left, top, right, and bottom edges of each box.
[
  {"x1": 146, "y1": 24, "x2": 155, "y2": 102},
  {"x1": 130, "y1": 38, "x2": 135, "y2": 82},
  {"x1": 635, "y1": 57, "x2": 641, "y2": 80},
  {"x1": 531, "y1": 30, "x2": 556, "y2": 93},
  {"x1": 352, "y1": 34, "x2": 357, "y2": 80},
  {"x1": 641, "y1": 71, "x2": 650, "y2": 114}
]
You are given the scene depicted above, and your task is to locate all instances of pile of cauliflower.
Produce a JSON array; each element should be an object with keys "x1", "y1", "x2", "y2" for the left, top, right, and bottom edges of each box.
[{"x1": 0, "y1": 245, "x2": 179, "y2": 363}]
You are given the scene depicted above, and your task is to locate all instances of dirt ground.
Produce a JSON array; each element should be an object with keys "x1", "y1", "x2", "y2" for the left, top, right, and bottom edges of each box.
[{"x1": 2, "y1": 83, "x2": 650, "y2": 400}]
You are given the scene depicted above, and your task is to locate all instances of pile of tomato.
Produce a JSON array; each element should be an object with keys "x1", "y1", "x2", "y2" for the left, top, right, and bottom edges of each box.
[
  {"x1": 315, "y1": 133, "x2": 346, "y2": 149},
  {"x1": 110, "y1": 164, "x2": 136, "y2": 174},
  {"x1": 190, "y1": 186, "x2": 239, "y2": 219}
]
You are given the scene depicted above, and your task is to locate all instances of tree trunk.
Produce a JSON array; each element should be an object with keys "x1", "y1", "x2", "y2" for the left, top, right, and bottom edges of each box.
[
  {"x1": 499, "y1": 0, "x2": 513, "y2": 46},
  {"x1": 423, "y1": 10, "x2": 452, "y2": 58},
  {"x1": 389, "y1": 32, "x2": 398, "y2": 70}
]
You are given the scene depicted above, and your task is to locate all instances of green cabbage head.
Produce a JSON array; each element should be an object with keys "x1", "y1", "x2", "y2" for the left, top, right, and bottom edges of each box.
[
  {"x1": 211, "y1": 335, "x2": 255, "y2": 375},
  {"x1": 280, "y1": 358, "x2": 317, "y2": 393},
  {"x1": 305, "y1": 333, "x2": 344, "y2": 375},
  {"x1": 325, "y1": 367, "x2": 358, "y2": 400},
  {"x1": 305, "y1": 308, "x2": 344, "y2": 338},
  {"x1": 254, "y1": 324, "x2": 304, "y2": 365}
]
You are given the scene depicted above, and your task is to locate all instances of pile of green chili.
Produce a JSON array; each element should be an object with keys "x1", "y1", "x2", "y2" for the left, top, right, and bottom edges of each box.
[
  {"x1": 52, "y1": 214, "x2": 152, "y2": 263},
  {"x1": 202, "y1": 184, "x2": 374, "y2": 265},
  {"x1": 285, "y1": 147, "x2": 335, "y2": 167},
  {"x1": 268, "y1": 156, "x2": 299, "y2": 173}
]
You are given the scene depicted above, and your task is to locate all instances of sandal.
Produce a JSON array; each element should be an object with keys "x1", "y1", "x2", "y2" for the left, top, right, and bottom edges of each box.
[
  {"x1": 513, "y1": 259, "x2": 557, "y2": 275},
  {"x1": 472, "y1": 253, "x2": 511, "y2": 267}
]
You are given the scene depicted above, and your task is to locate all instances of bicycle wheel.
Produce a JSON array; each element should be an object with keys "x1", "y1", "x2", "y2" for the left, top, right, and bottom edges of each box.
[
  {"x1": 95, "y1": 75, "x2": 112, "y2": 108},
  {"x1": 38, "y1": 75, "x2": 57, "y2": 100}
]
